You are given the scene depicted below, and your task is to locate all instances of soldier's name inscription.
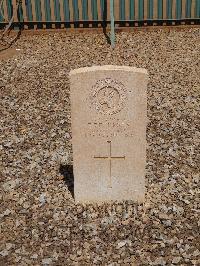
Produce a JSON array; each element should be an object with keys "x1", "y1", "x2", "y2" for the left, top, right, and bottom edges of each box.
[{"x1": 85, "y1": 119, "x2": 134, "y2": 138}]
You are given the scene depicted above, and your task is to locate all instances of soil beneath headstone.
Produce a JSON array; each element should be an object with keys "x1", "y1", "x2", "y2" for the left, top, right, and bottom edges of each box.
[{"x1": 0, "y1": 28, "x2": 199, "y2": 265}]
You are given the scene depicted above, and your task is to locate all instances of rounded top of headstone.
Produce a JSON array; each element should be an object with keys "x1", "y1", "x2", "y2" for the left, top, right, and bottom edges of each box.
[{"x1": 69, "y1": 65, "x2": 148, "y2": 76}]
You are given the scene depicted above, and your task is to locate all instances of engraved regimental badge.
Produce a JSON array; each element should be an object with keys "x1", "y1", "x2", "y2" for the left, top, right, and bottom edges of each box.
[{"x1": 91, "y1": 78, "x2": 127, "y2": 115}]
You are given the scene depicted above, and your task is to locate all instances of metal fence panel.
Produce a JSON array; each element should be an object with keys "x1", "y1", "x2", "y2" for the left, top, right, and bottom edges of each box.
[{"x1": 0, "y1": 0, "x2": 199, "y2": 27}]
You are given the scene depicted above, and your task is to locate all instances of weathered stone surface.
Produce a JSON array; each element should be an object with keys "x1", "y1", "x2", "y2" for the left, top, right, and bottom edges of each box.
[{"x1": 70, "y1": 65, "x2": 148, "y2": 203}]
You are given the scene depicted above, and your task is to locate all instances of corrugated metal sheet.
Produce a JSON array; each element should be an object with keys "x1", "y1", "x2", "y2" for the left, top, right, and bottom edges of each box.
[{"x1": 0, "y1": 0, "x2": 199, "y2": 27}]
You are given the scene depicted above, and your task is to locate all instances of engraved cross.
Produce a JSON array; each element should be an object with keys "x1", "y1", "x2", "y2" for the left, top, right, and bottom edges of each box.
[{"x1": 94, "y1": 141, "x2": 125, "y2": 188}]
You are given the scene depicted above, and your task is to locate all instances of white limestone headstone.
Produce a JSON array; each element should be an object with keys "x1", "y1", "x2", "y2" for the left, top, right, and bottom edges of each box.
[{"x1": 69, "y1": 65, "x2": 148, "y2": 203}]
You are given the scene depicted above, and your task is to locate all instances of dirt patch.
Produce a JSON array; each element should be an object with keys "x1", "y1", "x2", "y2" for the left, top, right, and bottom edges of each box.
[{"x1": 0, "y1": 47, "x2": 21, "y2": 60}]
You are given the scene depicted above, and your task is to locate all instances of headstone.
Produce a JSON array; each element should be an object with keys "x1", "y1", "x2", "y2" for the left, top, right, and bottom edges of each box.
[{"x1": 69, "y1": 65, "x2": 148, "y2": 203}]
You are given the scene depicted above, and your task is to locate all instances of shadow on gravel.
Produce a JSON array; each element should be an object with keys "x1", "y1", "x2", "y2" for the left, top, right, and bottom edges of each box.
[
  {"x1": 59, "y1": 164, "x2": 74, "y2": 199},
  {"x1": 102, "y1": 0, "x2": 111, "y2": 45},
  {"x1": 0, "y1": 29, "x2": 21, "y2": 53}
]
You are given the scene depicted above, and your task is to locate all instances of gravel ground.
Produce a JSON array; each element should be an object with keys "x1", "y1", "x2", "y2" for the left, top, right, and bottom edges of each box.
[{"x1": 0, "y1": 28, "x2": 200, "y2": 266}]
